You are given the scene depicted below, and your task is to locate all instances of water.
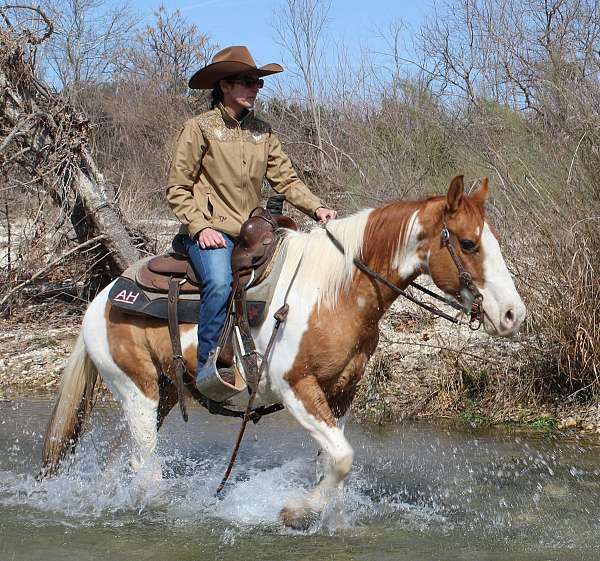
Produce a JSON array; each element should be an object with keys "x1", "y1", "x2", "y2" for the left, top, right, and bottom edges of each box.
[{"x1": 1, "y1": 397, "x2": 600, "y2": 561}]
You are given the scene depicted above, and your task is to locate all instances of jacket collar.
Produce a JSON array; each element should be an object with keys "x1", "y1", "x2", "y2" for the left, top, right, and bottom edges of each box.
[{"x1": 217, "y1": 103, "x2": 253, "y2": 126}]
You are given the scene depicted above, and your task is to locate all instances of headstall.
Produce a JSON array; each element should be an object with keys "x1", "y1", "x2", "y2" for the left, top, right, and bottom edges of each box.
[{"x1": 440, "y1": 222, "x2": 483, "y2": 329}]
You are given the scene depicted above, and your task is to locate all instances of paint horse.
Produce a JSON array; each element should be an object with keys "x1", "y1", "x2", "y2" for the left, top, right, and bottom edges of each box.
[{"x1": 42, "y1": 175, "x2": 526, "y2": 528}]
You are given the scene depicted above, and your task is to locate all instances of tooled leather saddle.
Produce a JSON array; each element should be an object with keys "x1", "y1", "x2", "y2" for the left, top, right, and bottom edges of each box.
[{"x1": 109, "y1": 197, "x2": 295, "y2": 321}]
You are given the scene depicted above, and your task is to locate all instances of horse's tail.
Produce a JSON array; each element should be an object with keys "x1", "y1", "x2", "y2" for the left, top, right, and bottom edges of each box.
[{"x1": 40, "y1": 332, "x2": 98, "y2": 477}]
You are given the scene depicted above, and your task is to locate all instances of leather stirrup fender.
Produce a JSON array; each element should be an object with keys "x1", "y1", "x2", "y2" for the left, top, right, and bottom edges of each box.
[{"x1": 167, "y1": 278, "x2": 189, "y2": 422}]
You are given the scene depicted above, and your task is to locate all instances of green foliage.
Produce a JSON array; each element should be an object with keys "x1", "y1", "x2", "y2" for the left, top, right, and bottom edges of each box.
[
  {"x1": 529, "y1": 416, "x2": 558, "y2": 432},
  {"x1": 458, "y1": 408, "x2": 489, "y2": 427}
]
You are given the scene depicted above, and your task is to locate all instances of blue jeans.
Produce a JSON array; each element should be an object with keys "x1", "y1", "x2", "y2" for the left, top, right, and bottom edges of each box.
[{"x1": 181, "y1": 234, "x2": 235, "y2": 368}]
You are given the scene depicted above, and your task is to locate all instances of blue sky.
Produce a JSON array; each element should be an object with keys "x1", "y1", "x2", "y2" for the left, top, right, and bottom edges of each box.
[{"x1": 128, "y1": 0, "x2": 431, "y2": 71}]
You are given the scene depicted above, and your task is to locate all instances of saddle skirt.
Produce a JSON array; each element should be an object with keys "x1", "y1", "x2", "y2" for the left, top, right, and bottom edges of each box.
[{"x1": 107, "y1": 237, "x2": 287, "y2": 328}]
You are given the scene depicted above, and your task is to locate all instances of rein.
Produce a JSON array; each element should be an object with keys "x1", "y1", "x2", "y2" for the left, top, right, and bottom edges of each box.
[
  {"x1": 325, "y1": 221, "x2": 483, "y2": 330},
  {"x1": 215, "y1": 243, "x2": 305, "y2": 495}
]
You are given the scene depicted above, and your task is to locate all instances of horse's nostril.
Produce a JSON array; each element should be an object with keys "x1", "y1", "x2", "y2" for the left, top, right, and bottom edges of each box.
[{"x1": 502, "y1": 309, "x2": 515, "y2": 329}]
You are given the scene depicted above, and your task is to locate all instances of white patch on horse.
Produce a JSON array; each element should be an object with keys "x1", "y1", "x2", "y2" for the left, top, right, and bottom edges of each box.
[
  {"x1": 251, "y1": 251, "x2": 319, "y2": 405},
  {"x1": 180, "y1": 325, "x2": 198, "y2": 354},
  {"x1": 479, "y1": 222, "x2": 526, "y2": 336},
  {"x1": 83, "y1": 282, "x2": 159, "y2": 471},
  {"x1": 392, "y1": 210, "x2": 425, "y2": 279},
  {"x1": 283, "y1": 388, "x2": 353, "y2": 511},
  {"x1": 356, "y1": 296, "x2": 366, "y2": 308}
]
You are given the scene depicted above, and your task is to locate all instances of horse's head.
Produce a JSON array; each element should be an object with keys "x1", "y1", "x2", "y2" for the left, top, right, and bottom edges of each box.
[{"x1": 426, "y1": 175, "x2": 526, "y2": 336}]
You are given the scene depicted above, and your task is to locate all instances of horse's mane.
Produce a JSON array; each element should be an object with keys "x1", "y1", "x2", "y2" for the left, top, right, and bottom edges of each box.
[
  {"x1": 280, "y1": 209, "x2": 371, "y2": 309},
  {"x1": 280, "y1": 198, "x2": 429, "y2": 309}
]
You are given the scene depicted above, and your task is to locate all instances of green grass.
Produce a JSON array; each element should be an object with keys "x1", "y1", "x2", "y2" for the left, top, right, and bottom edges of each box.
[
  {"x1": 458, "y1": 409, "x2": 489, "y2": 427},
  {"x1": 529, "y1": 416, "x2": 559, "y2": 432}
]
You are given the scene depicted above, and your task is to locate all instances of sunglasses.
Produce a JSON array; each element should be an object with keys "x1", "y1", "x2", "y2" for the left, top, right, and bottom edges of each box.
[{"x1": 227, "y1": 77, "x2": 264, "y2": 89}]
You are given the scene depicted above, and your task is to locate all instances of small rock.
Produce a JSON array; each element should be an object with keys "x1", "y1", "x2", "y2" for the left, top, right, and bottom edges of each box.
[{"x1": 562, "y1": 417, "x2": 578, "y2": 428}]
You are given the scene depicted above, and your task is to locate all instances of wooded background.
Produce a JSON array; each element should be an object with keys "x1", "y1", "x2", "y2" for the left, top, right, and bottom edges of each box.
[{"x1": 1, "y1": 0, "x2": 598, "y2": 411}]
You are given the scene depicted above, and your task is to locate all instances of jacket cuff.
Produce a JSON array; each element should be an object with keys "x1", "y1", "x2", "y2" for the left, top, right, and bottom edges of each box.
[
  {"x1": 310, "y1": 201, "x2": 325, "y2": 218},
  {"x1": 188, "y1": 221, "x2": 211, "y2": 240}
]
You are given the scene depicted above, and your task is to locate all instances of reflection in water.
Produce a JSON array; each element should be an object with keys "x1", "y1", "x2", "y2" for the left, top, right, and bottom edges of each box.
[{"x1": 1, "y1": 397, "x2": 600, "y2": 561}]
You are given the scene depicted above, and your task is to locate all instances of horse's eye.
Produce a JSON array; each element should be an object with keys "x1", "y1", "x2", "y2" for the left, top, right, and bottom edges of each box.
[{"x1": 460, "y1": 239, "x2": 478, "y2": 253}]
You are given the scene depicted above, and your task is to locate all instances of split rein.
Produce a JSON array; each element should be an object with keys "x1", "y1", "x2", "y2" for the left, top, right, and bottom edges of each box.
[{"x1": 325, "y1": 222, "x2": 483, "y2": 331}]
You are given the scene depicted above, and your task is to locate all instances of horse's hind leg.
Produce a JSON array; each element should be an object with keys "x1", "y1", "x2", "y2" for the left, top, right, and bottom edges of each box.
[
  {"x1": 280, "y1": 377, "x2": 354, "y2": 529},
  {"x1": 96, "y1": 359, "x2": 159, "y2": 473},
  {"x1": 81, "y1": 290, "x2": 165, "y2": 479}
]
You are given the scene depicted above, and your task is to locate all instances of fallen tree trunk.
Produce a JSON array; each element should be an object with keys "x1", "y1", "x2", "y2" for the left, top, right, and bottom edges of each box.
[{"x1": 0, "y1": 9, "x2": 144, "y2": 283}]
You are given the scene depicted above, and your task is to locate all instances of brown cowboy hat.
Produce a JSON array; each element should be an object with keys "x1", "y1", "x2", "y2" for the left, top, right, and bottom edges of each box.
[{"x1": 188, "y1": 46, "x2": 283, "y2": 89}]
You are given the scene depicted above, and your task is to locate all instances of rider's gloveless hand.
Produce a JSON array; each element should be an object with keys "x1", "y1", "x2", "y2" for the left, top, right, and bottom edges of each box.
[{"x1": 197, "y1": 228, "x2": 227, "y2": 249}]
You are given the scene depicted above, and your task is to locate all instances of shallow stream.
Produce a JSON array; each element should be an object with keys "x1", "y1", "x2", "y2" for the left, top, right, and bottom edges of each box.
[{"x1": 1, "y1": 397, "x2": 600, "y2": 560}]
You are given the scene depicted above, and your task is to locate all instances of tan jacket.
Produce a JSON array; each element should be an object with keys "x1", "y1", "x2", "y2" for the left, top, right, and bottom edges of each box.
[{"x1": 166, "y1": 104, "x2": 323, "y2": 238}]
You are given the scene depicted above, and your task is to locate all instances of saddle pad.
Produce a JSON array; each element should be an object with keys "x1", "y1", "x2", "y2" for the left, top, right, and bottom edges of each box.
[
  {"x1": 108, "y1": 277, "x2": 267, "y2": 326},
  {"x1": 109, "y1": 241, "x2": 287, "y2": 327}
]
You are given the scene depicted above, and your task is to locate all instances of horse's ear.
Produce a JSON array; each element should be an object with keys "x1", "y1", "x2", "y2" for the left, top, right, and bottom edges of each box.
[
  {"x1": 470, "y1": 177, "x2": 489, "y2": 208},
  {"x1": 446, "y1": 175, "x2": 464, "y2": 214}
]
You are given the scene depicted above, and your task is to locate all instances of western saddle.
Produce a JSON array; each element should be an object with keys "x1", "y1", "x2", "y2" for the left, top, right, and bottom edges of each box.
[
  {"x1": 136, "y1": 204, "x2": 296, "y2": 295},
  {"x1": 117, "y1": 197, "x2": 296, "y2": 420}
]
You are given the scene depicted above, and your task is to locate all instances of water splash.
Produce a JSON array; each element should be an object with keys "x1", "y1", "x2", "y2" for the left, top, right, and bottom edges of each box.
[{"x1": 2, "y1": 398, "x2": 600, "y2": 558}]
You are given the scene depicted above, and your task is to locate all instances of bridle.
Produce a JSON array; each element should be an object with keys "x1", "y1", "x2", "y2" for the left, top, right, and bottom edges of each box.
[
  {"x1": 325, "y1": 218, "x2": 484, "y2": 330},
  {"x1": 440, "y1": 222, "x2": 483, "y2": 329}
]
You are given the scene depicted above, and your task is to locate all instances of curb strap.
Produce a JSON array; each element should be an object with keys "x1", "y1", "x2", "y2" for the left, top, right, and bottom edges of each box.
[{"x1": 167, "y1": 278, "x2": 189, "y2": 422}]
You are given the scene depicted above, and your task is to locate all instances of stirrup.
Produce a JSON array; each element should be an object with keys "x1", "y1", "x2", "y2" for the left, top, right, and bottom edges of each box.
[{"x1": 195, "y1": 347, "x2": 247, "y2": 402}]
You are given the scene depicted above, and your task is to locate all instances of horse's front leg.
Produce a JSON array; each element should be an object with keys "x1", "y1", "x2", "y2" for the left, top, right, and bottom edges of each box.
[{"x1": 280, "y1": 375, "x2": 354, "y2": 529}]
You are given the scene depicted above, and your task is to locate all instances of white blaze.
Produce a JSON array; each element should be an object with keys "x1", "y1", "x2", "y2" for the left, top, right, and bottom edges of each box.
[{"x1": 479, "y1": 222, "x2": 526, "y2": 336}]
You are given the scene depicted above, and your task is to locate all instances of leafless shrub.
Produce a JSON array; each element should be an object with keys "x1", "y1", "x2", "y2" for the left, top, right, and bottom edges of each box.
[
  {"x1": 116, "y1": 5, "x2": 216, "y2": 96},
  {"x1": 414, "y1": 0, "x2": 600, "y2": 404},
  {"x1": 40, "y1": 0, "x2": 138, "y2": 89}
]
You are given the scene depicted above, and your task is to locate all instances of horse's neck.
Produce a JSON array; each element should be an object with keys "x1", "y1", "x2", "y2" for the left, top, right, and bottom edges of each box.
[{"x1": 351, "y1": 201, "x2": 429, "y2": 316}]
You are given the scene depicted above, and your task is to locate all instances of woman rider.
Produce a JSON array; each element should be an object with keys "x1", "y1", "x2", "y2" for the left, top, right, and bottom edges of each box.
[{"x1": 166, "y1": 46, "x2": 337, "y2": 387}]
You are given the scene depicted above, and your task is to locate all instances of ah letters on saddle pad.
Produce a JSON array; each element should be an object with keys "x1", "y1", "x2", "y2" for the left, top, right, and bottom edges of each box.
[{"x1": 108, "y1": 246, "x2": 285, "y2": 327}]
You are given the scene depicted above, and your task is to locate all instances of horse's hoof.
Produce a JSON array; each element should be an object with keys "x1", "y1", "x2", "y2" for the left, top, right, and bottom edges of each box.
[{"x1": 279, "y1": 505, "x2": 319, "y2": 530}]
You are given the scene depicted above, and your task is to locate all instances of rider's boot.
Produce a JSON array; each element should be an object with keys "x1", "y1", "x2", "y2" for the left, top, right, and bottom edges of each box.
[{"x1": 195, "y1": 347, "x2": 242, "y2": 402}]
